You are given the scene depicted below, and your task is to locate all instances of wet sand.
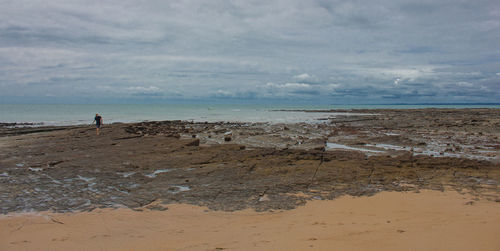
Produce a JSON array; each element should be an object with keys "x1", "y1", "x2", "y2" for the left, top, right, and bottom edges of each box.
[{"x1": 1, "y1": 190, "x2": 499, "y2": 251}]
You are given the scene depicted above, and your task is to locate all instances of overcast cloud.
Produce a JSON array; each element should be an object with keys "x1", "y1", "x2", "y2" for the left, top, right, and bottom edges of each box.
[{"x1": 0, "y1": 0, "x2": 499, "y2": 103}]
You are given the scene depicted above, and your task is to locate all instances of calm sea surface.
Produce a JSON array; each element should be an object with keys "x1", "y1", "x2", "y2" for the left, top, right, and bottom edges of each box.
[{"x1": 1, "y1": 104, "x2": 499, "y2": 125}]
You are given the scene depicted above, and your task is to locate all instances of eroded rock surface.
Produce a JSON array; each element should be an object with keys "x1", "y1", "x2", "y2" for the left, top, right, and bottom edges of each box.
[{"x1": 1, "y1": 109, "x2": 499, "y2": 214}]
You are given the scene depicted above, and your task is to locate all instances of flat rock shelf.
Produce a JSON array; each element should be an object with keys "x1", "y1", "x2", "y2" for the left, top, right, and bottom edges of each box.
[{"x1": 1, "y1": 109, "x2": 499, "y2": 214}]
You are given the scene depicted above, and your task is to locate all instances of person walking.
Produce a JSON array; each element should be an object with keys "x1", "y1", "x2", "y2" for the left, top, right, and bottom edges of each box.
[{"x1": 93, "y1": 113, "x2": 103, "y2": 135}]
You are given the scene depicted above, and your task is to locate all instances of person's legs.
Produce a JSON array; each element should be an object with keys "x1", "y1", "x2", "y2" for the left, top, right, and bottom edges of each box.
[{"x1": 96, "y1": 125, "x2": 100, "y2": 135}]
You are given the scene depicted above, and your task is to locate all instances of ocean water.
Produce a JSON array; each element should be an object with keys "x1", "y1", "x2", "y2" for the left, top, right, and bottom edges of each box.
[{"x1": 0, "y1": 103, "x2": 498, "y2": 125}]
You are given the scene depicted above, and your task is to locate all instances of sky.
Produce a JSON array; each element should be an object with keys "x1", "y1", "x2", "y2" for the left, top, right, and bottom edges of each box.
[{"x1": 0, "y1": 0, "x2": 499, "y2": 104}]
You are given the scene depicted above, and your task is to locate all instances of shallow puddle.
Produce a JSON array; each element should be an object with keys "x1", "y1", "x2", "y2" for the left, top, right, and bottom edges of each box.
[
  {"x1": 117, "y1": 172, "x2": 136, "y2": 178},
  {"x1": 326, "y1": 142, "x2": 384, "y2": 153},
  {"x1": 77, "y1": 175, "x2": 95, "y2": 182},
  {"x1": 171, "y1": 185, "x2": 190, "y2": 193},
  {"x1": 145, "y1": 169, "x2": 173, "y2": 178}
]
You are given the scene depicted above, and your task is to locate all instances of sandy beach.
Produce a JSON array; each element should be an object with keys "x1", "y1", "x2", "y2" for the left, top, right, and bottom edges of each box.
[
  {"x1": 1, "y1": 190, "x2": 499, "y2": 251},
  {"x1": 1, "y1": 109, "x2": 499, "y2": 250}
]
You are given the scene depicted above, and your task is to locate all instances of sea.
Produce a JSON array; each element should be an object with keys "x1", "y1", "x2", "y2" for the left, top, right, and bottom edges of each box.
[{"x1": 1, "y1": 103, "x2": 499, "y2": 126}]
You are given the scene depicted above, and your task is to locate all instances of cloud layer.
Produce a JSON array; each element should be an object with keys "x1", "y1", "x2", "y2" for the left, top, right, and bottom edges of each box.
[{"x1": 1, "y1": 0, "x2": 499, "y2": 103}]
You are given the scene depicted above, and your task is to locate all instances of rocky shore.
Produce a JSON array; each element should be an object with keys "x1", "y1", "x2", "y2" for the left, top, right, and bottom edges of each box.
[{"x1": 1, "y1": 109, "x2": 499, "y2": 214}]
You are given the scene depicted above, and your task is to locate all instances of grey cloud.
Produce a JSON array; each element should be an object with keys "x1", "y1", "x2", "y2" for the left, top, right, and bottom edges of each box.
[
  {"x1": 209, "y1": 89, "x2": 259, "y2": 99},
  {"x1": 1, "y1": 0, "x2": 499, "y2": 103},
  {"x1": 131, "y1": 92, "x2": 163, "y2": 97},
  {"x1": 397, "y1": 46, "x2": 437, "y2": 54}
]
